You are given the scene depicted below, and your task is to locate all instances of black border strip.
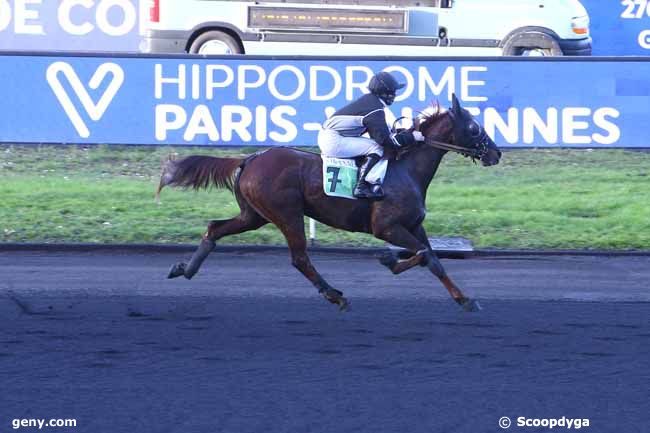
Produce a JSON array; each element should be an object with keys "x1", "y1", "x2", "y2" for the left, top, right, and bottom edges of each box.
[
  {"x1": 1, "y1": 242, "x2": 649, "y2": 258},
  {"x1": 2, "y1": 50, "x2": 650, "y2": 62}
]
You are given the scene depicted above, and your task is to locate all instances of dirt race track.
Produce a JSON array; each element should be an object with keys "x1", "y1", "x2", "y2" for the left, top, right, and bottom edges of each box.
[{"x1": 1, "y1": 249, "x2": 649, "y2": 433}]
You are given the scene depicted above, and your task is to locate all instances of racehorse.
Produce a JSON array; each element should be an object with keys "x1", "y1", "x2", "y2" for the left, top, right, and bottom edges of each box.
[{"x1": 158, "y1": 94, "x2": 501, "y2": 312}]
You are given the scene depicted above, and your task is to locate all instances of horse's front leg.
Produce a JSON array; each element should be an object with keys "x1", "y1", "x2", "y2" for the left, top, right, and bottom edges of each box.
[
  {"x1": 374, "y1": 224, "x2": 431, "y2": 275},
  {"x1": 411, "y1": 225, "x2": 481, "y2": 312},
  {"x1": 376, "y1": 224, "x2": 480, "y2": 312},
  {"x1": 379, "y1": 248, "x2": 429, "y2": 275}
]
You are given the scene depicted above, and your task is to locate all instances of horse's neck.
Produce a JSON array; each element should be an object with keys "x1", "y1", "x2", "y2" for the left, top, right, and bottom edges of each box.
[{"x1": 407, "y1": 146, "x2": 446, "y2": 193}]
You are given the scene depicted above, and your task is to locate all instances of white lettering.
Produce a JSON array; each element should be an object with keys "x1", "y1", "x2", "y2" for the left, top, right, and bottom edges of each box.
[
  {"x1": 155, "y1": 64, "x2": 186, "y2": 99},
  {"x1": 484, "y1": 107, "x2": 519, "y2": 144},
  {"x1": 592, "y1": 107, "x2": 621, "y2": 144},
  {"x1": 191, "y1": 64, "x2": 200, "y2": 100},
  {"x1": 255, "y1": 106, "x2": 267, "y2": 141},
  {"x1": 0, "y1": 0, "x2": 12, "y2": 32},
  {"x1": 15, "y1": 0, "x2": 43, "y2": 35},
  {"x1": 639, "y1": 29, "x2": 650, "y2": 49},
  {"x1": 418, "y1": 66, "x2": 454, "y2": 101},
  {"x1": 238, "y1": 65, "x2": 266, "y2": 100},
  {"x1": 96, "y1": 0, "x2": 136, "y2": 37},
  {"x1": 460, "y1": 66, "x2": 487, "y2": 102},
  {"x1": 345, "y1": 66, "x2": 373, "y2": 100},
  {"x1": 221, "y1": 105, "x2": 252, "y2": 141},
  {"x1": 206, "y1": 65, "x2": 234, "y2": 100},
  {"x1": 155, "y1": 104, "x2": 186, "y2": 140},
  {"x1": 522, "y1": 107, "x2": 558, "y2": 144},
  {"x1": 59, "y1": 0, "x2": 94, "y2": 35},
  {"x1": 309, "y1": 66, "x2": 342, "y2": 101},
  {"x1": 184, "y1": 105, "x2": 219, "y2": 141},
  {"x1": 268, "y1": 65, "x2": 305, "y2": 101},
  {"x1": 562, "y1": 107, "x2": 592, "y2": 144},
  {"x1": 269, "y1": 106, "x2": 297, "y2": 142}
]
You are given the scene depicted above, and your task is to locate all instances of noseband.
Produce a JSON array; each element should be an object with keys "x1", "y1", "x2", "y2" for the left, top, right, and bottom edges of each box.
[{"x1": 425, "y1": 130, "x2": 490, "y2": 161}]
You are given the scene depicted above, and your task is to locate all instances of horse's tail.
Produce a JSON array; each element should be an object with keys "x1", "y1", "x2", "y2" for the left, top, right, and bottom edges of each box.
[{"x1": 155, "y1": 154, "x2": 243, "y2": 202}]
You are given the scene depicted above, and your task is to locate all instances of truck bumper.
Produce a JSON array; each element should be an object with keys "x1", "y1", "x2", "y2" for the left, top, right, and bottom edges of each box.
[
  {"x1": 141, "y1": 30, "x2": 189, "y2": 53},
  {"x1": 559, "y1": 37, "x2": 592, "y2": 56}
]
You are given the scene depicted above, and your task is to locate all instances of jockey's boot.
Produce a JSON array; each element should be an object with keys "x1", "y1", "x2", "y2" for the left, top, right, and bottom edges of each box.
[{"x1": 353, "y1": 154, "x2": 384, "y2": 199}]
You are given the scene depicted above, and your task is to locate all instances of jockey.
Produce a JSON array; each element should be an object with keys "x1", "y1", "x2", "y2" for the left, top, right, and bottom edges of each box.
[{"x1": 318, "y1": 71, "x2": 425, "y2": 199}]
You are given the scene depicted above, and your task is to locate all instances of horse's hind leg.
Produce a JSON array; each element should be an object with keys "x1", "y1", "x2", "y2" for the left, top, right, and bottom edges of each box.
[
  {"x1": 278, "y1": 219, "x2": 349, "y2": 311},
  {"x1": 168, "y1": 213, "x2": 266, "y2": 279}
]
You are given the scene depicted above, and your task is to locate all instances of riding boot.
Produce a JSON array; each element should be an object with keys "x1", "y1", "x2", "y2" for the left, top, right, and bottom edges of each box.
[{"x1": 353, "y1": 154, "x2": 384, "y2": 199}]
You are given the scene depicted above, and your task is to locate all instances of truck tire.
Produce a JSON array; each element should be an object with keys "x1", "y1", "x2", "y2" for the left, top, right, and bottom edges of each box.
[
  {"x1": 189, "y1": 30, "x2": 242, "y2": 55},
  {"x1": 502, "y1": 30, "x2": 563, "y2": 56}
]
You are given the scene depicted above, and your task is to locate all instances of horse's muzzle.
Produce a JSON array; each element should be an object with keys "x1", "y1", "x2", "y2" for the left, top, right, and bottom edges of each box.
[{"x1": 481, "y1": 149, "x2": 502, "y2": 167}]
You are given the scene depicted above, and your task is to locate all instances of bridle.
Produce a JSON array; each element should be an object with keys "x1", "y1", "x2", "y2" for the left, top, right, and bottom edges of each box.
[
  {"x1": 425, "y1": 130, "x2": 491, "y2": 161},
  {"x1": 393, "y1": 112, "x2": 491, "y2": 162}
]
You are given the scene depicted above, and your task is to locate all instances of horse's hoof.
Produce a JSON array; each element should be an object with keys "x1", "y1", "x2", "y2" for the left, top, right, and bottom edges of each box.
[
  {"x1": 379, "y1": 252, "x2": 397, "y2": 269},
  {"x1": 461, "y1": 298, "x2": 482, "y2": 312},
  {"x1": 167, "y1": 262, "x2": 186, "y2": 279},
  {"x1": 322, "y1": 288, "x2": 348, "y2": 310}
]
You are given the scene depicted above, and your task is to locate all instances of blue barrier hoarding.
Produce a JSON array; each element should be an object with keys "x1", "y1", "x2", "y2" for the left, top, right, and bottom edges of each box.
[
  {"x1": 583, "y1": 0, "x2": 650, "y2": 56},
  {"x1": 1, "y1": 53, "x2": 649, "y2": 148}
]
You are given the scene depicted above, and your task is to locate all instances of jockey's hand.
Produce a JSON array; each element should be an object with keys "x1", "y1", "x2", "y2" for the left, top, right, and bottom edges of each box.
[{"x1": 412, "y1": 131, "x2": 425, "y2": 142}]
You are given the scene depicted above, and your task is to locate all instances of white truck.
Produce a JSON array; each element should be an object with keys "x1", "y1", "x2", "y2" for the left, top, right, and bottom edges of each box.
[{"x1": 142, "y1": 0, "x2": 591, "y2": 57}]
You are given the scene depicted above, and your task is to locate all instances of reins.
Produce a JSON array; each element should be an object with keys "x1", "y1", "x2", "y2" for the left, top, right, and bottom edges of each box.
[{"x1": 423, "y1": 137, "x2": 482, "y2": 159}]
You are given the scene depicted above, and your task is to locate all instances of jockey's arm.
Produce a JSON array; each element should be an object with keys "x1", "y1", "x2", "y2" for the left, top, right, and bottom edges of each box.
[{"x1": 363, "y1": 110, "x2": 416, "y2": 151}]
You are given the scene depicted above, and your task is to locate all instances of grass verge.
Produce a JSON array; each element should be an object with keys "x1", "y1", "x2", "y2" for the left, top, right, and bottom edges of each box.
[{"x1": 1, "y1": 144, "x2": 649, "y2": 249}]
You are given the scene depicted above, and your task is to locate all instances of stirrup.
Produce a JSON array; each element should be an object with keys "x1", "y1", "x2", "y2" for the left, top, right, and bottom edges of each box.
[{"x1": 354, "y1": 182, "x2": 384, "y2": 199}]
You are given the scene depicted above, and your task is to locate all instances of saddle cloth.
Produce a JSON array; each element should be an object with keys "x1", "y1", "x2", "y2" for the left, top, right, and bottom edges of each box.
[{"x1": 321, "y1": 156, "x2": 389, "y2": 199}]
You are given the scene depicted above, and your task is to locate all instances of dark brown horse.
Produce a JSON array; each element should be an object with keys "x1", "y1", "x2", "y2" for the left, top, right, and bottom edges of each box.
[{"x1": 158, "y1": 94, "x2": 501, "y2": 312}]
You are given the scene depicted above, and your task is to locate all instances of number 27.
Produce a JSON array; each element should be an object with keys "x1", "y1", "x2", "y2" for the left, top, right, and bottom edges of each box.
[{"x1": 621, "y1": 0, "x2": 650, "y2": 18}]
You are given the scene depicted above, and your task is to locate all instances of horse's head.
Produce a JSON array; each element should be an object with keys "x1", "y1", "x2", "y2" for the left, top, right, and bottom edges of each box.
[{"x1": 415, "y1": 94, "x2": 501, "y2": 167}]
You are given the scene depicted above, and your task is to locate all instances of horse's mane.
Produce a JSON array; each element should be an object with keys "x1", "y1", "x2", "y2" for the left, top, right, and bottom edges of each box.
[{"x1": 415, "y1": 101, "x2": 448, "y2": 133}]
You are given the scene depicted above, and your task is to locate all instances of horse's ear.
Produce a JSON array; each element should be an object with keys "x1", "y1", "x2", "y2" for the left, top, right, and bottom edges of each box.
[{"x1": 451, "y1": 93, "x2": 461, "y2": 115}]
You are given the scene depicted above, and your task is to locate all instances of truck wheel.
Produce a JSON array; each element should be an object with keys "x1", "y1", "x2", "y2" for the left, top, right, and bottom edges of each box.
[
  {"x1": 189, "y1": 30, "x2": 242, "y2": 55},
  {"x1": 502, "y1": 30, "x2": 563, "y2": 56},
  {"x1": 520, "y1": 47, "x2": 554, "y2": 56}
]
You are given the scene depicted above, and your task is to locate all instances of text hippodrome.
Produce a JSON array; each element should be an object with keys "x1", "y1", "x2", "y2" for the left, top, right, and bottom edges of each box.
[{"x1": 153, "y1": 64, "x2": 620, "y2": 146}]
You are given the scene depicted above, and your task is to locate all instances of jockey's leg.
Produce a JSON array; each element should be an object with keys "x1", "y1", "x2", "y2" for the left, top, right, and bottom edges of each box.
[
  {"x1": 353, "y1": 154, "x2": 384, "y2": 199},
  {"x1": 168, "y1": 214, "x2": 266, "y2": 279},
  {"x1": 327, "y1": 136, "x2": 385, "y2": 199}
]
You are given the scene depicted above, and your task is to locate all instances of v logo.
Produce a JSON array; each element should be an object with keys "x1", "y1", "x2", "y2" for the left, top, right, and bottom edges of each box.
[{"x1": 46, "y1": 62, "x2": 124, "y2": 138}]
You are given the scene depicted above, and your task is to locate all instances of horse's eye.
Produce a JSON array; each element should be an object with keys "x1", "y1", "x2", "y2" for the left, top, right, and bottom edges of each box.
[{"x1": 468, "y1": 122, "x2": 481, "y2": 136}]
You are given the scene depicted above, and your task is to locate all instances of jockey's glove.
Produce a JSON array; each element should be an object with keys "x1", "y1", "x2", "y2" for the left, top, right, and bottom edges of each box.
[{"x1": 412, "y1": 131, "x2": 425, "y2": 142}]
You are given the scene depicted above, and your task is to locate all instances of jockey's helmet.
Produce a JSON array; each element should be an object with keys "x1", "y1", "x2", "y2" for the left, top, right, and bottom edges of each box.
[{"x1": 368, "y1": 71, "x2": 406, "y2": 105}]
